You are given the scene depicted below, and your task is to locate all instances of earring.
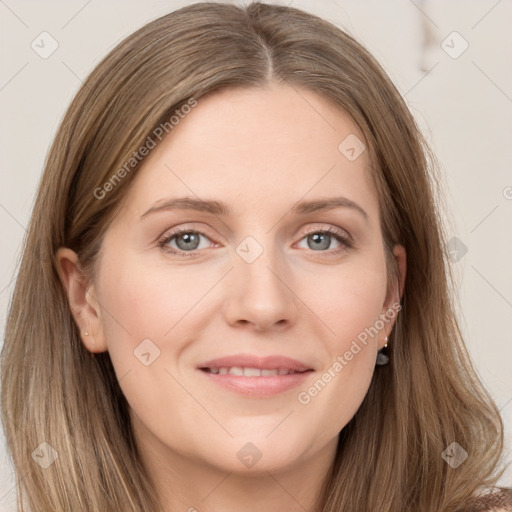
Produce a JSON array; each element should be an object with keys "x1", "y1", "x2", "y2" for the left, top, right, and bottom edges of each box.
[
  {"x1": 84, "y1": 331, "x2": 96, "y2": 359},
  {"x1": 376, "y1": 336, "x2": 389, "y2": 366}
]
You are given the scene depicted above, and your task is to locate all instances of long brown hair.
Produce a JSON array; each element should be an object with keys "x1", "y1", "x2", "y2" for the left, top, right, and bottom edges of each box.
[{"x1": 1, "y1": 2, "x2": 509, "y2": 511}]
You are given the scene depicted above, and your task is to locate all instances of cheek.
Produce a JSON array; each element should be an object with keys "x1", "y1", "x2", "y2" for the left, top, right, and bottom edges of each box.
[
  {"x1": 97, "y1": 254, "x2": 206, "y2": 343},
  {"x1": 291, "y1": 260, "x2": 387, "y2": 439},
  {"x1": 95, "y1": 252, "x2": 226, "y2": 407},
  {"x1": 303, "y1": 258, "x2": 388, "y2": 348},
  {"x1": 94, "y1": 255, "x2": 201, "y2": 425}
]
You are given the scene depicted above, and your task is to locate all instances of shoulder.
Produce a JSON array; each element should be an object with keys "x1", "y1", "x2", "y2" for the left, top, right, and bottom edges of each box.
[{"x1": 461, "y1": 488, "x2": 512, "y2": 512}]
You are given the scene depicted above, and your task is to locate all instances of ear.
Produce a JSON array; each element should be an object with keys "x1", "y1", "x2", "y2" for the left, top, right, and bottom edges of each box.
[
  {"x1": 55, "y1": 247, "x2": 108, "y2": 353},
  {"x1": 380, "y1": 244, "x2": 406, "y2": 347}
]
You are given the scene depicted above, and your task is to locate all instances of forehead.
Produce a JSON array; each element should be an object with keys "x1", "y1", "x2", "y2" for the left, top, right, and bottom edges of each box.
[{"x1": 120, "y1": 83, "x2": 379, "y2": 219}]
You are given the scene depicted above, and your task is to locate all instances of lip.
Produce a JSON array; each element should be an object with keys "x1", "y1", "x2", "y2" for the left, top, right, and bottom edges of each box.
[
  {"x1": 199, "y1": 370, "x2": 313, "y2": 398},
  {"x1": 197, "y1": 353, "x2": 313, "y2": 372},
  {"x1": 196, "y1": 353, "x2": 314, "y2": 398}
]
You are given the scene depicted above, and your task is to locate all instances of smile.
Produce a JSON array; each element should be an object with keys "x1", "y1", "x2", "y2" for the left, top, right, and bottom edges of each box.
[
  {"x1": 201, "y1": 366, "x2": 308, "y2": 376},
  {"x1": 198, "y1": 367, "x2": 314, "y2": 398}
]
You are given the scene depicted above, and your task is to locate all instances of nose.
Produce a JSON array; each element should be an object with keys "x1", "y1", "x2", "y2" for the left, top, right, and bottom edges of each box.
[{"x1": 223, "y1": 245, "x2": 298, "y2": 332}]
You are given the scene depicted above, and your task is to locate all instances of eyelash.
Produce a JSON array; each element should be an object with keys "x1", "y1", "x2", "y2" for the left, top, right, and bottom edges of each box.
[{"x1": 157, "y1": 225, "x2": 353, "y2": 258}]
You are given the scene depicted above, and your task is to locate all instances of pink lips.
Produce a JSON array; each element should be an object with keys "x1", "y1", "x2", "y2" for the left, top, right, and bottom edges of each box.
[
  {"x1": 197, "y1": 353, "x2": 314, "y2": 398},
  {"x1": 198, "y1": 353, "x2": 313, "y2": 372}
]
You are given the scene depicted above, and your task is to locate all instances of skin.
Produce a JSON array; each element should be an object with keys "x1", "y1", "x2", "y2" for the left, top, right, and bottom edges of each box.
[{"x1": 57, "y1": 81, "x2": 406, "y2": 512}]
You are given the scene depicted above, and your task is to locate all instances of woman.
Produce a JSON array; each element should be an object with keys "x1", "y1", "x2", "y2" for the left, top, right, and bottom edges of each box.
[{"x1": 1, "y1": 2, "x2": 510, "y2": 511}]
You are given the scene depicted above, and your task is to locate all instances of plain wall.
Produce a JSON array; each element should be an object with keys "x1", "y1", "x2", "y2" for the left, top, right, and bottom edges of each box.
[{"x1": 1, "y1": 0, "x2": 511, "y2": 509}]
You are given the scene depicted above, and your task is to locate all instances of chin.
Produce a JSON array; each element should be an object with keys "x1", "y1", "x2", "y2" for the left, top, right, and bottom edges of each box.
[{"x1": 199, "y1": 433, "x2": 310, "y2": 475}]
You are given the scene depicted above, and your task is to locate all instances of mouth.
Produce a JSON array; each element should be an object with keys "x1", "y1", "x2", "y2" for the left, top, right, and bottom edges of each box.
[
  {"x1": 196, "y1": 354, "x2": 315, "y2": 398},
  {"x1": 199, "y1": 367, "x2": 311, "y2": 376},
  {"x1": 197, "y1": 353, "x2": 314, "y2": 373}
]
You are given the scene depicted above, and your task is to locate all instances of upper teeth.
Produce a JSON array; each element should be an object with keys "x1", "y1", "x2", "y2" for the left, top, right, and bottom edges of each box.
[{"x1": 206, "y1": 367, "x2": 298, "y2": 376}]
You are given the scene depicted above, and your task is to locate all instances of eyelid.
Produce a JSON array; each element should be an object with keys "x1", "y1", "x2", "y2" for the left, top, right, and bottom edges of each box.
[
  {"x1": 299, "y1": 224, "x2": 353, "y2": 244},
  {"x1": 158, "y1": 223, "x2": 218, "y2": 242}
]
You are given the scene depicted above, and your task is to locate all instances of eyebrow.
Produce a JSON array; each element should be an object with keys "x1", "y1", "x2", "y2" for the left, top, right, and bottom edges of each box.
[{"x1": 140, "y1": 196, "x2": 369, "y2": 222}]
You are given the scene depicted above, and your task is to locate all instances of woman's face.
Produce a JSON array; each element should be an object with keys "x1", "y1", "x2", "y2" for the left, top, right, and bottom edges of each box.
[{"x1": 69, "y1": 82, "x2": 405, "y2": 476}]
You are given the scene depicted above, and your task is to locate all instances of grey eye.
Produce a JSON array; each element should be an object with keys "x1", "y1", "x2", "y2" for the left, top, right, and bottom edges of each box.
[
  {"x1": 174, "y1": 232, "x2": 202, "y2": 251},
  {"x1": 297, "y1": 231, "x2": 344, "y2": 252},
  {"x1": 308, "y1": 233, "x2": 331, "y2": 250}
]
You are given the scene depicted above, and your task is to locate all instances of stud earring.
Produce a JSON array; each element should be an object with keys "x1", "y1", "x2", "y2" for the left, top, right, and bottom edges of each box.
[{"x1": 376, "y1": 336, "x2": 390, "y2": 366}]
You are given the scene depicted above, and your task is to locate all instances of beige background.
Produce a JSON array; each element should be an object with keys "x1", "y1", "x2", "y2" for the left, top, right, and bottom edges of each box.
[{"x1": 0, "y1": 0, "x2": 511, "y2": 508}]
